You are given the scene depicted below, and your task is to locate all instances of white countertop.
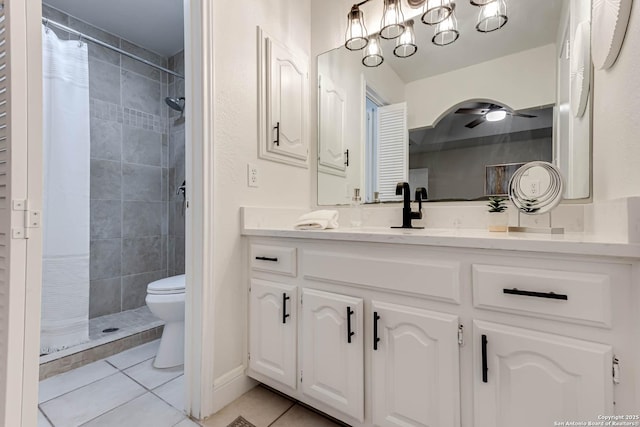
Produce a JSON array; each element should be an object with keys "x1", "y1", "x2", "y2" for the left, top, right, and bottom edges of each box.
[{"x1": 242, "y1": 225, "x2": 640, "y2": 259}]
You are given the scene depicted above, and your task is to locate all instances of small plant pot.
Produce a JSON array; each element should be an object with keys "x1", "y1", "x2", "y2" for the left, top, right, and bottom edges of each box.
[{"x1": 488, "y1": 212, "x2": 509, "y2": 232}]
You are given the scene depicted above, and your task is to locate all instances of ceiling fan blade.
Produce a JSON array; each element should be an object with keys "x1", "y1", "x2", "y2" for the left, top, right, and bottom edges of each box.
[
  {"x1": 455, "y1": 108, "x2": 488, "y2": 115},
  {"x1": 465, "y1": 117, "x2": 487, "y2": 128},
  {"x1": 511, "y1": 113, "x2": 537, "y2": 118}
]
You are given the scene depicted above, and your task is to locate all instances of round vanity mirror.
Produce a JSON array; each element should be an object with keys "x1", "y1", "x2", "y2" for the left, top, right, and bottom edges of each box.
[{"x1": 508, "y1": 161, "x2": 563, "y2": 215}]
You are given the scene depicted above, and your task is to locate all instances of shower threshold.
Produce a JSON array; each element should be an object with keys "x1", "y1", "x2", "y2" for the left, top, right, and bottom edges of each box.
[{"x1": 39, "y1": 307, "x2": 164, "y2": 380}]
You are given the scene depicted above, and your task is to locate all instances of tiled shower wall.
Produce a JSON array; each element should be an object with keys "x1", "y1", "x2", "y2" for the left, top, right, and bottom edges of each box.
[{"x1": 42, "y1": 4, "x2": 186, "y2": 318}]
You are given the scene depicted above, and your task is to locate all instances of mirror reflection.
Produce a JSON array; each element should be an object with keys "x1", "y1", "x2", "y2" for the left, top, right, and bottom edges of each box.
[{"x1": 317, "y1": 0, "x2": 591, "y2": 206}]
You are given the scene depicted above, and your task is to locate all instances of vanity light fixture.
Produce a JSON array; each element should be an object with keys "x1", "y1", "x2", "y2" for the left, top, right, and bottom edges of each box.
[
  {"x1": 380, "y1": 0, "x2": 405, "y2": 39},
  {"x1": 485, "y1": 110, "x2": 507, "y2": 121},
  {"x1": 469, "y1": 0, "x2": 497, "y2": 6},
  {"x1": 476, "y1": 0, "x2": 508, "y2": 33},
  {"x1": 345, "y1": 4, "x2": 369, "y2": 50},
  {"x1": 422, "y1": 0, "x2": 454, "y2": 25},
  {"x1": 363, "y1": 34, "x2": 384, "y2": 67},
  {"x1": 432, "y1": 12, "x2": 459, "y2": 46},
  {"x1": 394, "y1": 19, "x2": 418, "y2": 57}
]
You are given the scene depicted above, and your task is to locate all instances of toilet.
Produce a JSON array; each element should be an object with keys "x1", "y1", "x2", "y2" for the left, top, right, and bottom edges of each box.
[{"x1": 146, "y1": 274, "x2": 185, "y2": 368}]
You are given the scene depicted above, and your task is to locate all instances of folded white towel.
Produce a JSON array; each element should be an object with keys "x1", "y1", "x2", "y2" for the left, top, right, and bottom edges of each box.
[{"x1": 294, "y1": 210, "x2": 339, "y2": 230}]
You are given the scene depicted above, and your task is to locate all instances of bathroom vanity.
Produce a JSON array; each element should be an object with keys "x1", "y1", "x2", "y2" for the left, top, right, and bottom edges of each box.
[{"x1": 242, "y1": 223, "x2": 640, "y2": 427}]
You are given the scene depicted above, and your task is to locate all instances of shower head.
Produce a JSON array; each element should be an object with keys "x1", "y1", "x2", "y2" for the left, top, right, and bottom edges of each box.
[{"x1": 165, "y1": 97, "x2": 185, "y2": 112}]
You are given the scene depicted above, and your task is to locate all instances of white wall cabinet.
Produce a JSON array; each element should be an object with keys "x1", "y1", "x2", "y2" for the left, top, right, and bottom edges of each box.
[
  {"x1": 473, "y1": 320, "x2": 613, "y2": 427},
  {"x1": 301, "y1": 288, "x2": 364, "y2": 422},
  {"x1": 372, "y1": 301, "x2": 460, "y2": 427},
  {"x1": 249, "y1": 279, "x2": 297, "y2": 389},
  {"x1": 318, "y1": 74, "x2": 346, "y2": 174},
  {"x1": 258, "y1": 27, "x2": 309, "y2": 167}
]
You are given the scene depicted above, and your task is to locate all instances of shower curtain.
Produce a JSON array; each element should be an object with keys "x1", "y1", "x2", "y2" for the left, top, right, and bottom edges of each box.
[{"x1": 40, "y1": 26, "x2": 91, "y2": 353}]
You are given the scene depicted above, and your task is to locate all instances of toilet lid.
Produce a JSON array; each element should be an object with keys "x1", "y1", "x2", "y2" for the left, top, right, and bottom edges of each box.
[{"x1": 147, "y1": 274, "x2": 186, "y2": 295}]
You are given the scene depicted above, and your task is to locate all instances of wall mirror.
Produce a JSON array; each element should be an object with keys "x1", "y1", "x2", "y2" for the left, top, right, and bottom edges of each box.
[{"x1": 317, "y1": 0, "x2": 591, "y2": 205}]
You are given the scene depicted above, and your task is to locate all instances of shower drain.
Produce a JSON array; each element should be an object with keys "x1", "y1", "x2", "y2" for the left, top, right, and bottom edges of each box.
[{"x1": 102, "y1": 327, "x2": 119, "y2": 333}]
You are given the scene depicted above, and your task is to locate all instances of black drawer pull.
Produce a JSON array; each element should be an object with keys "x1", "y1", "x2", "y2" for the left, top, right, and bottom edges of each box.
[
  {"x1": 274, "y1": 122, "x2": 280, "y2": 146},
  {"x1": 255, "y1": 256, "x2": 278, "y2": 262},
  {"x1": 282, "y1": 293, "x2": 290, "y2": 324},
  {"x1": 503, "y1": 288, "x2": 568, "y2": 300},
  {"x1": 347, "y1": 306, "x2": 355, "y2": 344},
  {"x1": 481, "y1": 334, "x2": 488, "y2": 383},
  {"x1": 373, "y1": 311, "x2": 381, "y2": 351}
]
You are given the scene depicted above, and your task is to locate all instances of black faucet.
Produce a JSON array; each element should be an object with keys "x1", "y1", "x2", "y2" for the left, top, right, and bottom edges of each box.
[{"x1": 391, "y1": 182, "x2": 426, "y2": 229}]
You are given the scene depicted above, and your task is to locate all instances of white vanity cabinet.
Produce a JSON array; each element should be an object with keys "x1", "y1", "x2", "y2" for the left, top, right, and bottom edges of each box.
[
  {"x1": 301, "y1": 289, "x2": 364, "y2": 421},
  {"x1": 244, "y1": 235, "x2": 636, "y2": 427},
  {"x1": 473, "y1": 320, "x2": 613, "y2": 427},
  {"x1": 372, "y1": 301, "x2": 460, "y2": 427}
]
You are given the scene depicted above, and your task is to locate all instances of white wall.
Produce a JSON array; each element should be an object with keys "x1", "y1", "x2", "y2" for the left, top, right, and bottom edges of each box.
[
  {"x1": 592, "y1": 1, "x2": 640, "y2": 202},
  {"x1": 212, "y1": 0, "x2": 311, "y2": 381},
  {"x1": 405, "y1": 44, "x2": 557, "y2": 130}
]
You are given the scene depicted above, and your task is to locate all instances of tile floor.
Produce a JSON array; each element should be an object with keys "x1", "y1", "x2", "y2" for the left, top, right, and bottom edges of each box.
[{"x1": 38, "y1": 339, "x2": 343, "y2": 427}]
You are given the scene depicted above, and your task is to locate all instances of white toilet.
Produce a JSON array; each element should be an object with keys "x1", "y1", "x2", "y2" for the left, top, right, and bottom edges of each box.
[{"x1": 146, "y1": 274, "x2": 185, "y2": 368}]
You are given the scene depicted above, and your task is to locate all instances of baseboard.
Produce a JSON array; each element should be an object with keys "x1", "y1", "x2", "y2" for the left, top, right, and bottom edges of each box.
[{"x1": 211, "y1": 365, "x2": 257, "y2": 414}]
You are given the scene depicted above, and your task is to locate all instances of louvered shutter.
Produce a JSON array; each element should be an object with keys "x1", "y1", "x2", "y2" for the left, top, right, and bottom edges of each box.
[{"x1": 376, "y1": 102, "x2": 408, "y2": 201}]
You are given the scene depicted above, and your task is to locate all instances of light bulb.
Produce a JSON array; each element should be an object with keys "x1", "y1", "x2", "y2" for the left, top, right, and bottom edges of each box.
[
  {"x1": 422, "y1": 0, "x2": 454, "y2": 25},
  {"x1": 345, "y1": 6, "x2": 368, "y2": 51},
  {"x1": 486, "y1": 110, "x2": 507, "y2": 121},
  {"x1": 362, "y1": 35, "x2": 384, "y2": 67},
  {"x1": 394, "y1": 20, "x2": 418, "y2": 58},
  {"x1": 380, "y1": 0, "x2": 405, "y2": 39},
  {"x1": 476, "y1": 0, "x2": 508, "y2": 32},
  {"x1": 432, "y1": 13, "x2": 459, "y2": 46}
]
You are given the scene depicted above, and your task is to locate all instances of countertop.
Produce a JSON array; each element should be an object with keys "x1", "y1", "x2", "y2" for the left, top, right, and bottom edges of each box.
[{"x1": 241, "y1": 225, "x2": 640, "y2": 259}]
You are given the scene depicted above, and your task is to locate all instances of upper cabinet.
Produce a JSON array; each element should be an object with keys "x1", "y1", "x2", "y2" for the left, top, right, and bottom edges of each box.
[
  {"x1": 318, "y1": 74, "x2": 347, "y2": 174},
  {"x1": 258, "y1": 27, "x2": 309, "y2": 167}
]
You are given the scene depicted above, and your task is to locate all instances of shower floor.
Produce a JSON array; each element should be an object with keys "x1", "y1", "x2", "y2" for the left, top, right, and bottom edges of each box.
[{"x1": 40, "y1": 307, "x2": 164, "y2": 380}]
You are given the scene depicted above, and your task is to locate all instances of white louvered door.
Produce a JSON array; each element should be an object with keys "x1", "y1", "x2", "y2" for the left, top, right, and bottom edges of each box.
[
  {"x1": 0, "y1": 1, "x2": 43, "y2": 427},
  {"x1": 376, "y1": 102, "x2": 407, "y2": 201}
]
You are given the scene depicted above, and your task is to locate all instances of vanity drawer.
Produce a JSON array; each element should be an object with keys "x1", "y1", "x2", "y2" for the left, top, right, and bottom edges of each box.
[
  {"x1": 472, "y1": 264, "x2": 612, "y2": 328},
  {"x1": 251, "y1": 244, "x2": 297, "y2": 277}
]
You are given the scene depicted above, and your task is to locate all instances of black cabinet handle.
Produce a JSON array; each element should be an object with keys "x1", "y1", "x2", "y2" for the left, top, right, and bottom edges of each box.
[
  {"x1": 273, "y1": 122, "x2": 280, "y2": 146},
  {"x1": 344, "y1": 149, "x2": 349, "y2": 167},
  {"x1": 255, "y1": 256, "x2": 278, "y2": 262},
  {"x1": 373, "y1": 311, "x2": 381, "y2": 351},
  {"x1": 482, "y1": 334, "x2": 488, "y2": 383},
  {"x1": 503, "y1": 288, "x2": 568, "y2": 300},
  {"x1": 347, "y1": 306, "x2": 355, "y2": 344},
  {"x1": 282, "y1": 293, "x2": 290, "y2": 324}
]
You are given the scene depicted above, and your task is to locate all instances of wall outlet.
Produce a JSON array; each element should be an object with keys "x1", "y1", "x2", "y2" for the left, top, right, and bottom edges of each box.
[
  {"x1": 529, "y1": 180, "x2": 540, "y2": 196},
  {"x1": 248, "y1": 163, "x2": 259, "y2": 187}
]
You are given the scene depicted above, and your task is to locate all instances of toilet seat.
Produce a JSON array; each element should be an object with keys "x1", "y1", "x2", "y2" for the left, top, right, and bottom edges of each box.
[{"x1": 147, "y1": 274, "x2": 185, "y2": 295}]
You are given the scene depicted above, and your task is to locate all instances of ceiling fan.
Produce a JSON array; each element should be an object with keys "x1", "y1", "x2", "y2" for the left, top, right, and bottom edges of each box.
[{"x1": 455, "y1": 103, "x2": 537, "y2": 128}]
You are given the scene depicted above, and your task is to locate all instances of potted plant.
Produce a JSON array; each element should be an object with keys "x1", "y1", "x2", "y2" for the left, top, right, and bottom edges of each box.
[{"x1": 487, "y1": 197, "x2": 509, "y2": 232}]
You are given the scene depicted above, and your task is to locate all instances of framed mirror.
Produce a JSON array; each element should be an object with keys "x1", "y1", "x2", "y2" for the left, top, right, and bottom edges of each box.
[{"x1": 317, "y1": 0, "x2": 591, "y2": 206}]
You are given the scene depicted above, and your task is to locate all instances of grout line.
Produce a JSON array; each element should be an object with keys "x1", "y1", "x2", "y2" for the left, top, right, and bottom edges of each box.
[
  {"x1": 38, "y1": 406, "x2": 57, "y2": 427},
  {"x1": 76, "y1": 390, "x2": 148, "y2": 427},
  {"x1": 39, "y1": 370, "x2": 121, "y2": 405},
  {"x1": 267, "y1": 402, "x2": 297, "y2": 427}
]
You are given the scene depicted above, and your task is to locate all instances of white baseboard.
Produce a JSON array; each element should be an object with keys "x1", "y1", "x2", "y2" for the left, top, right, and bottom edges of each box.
[{"x1": 210, "y1": 365, "x2": 257, "y2": 414}]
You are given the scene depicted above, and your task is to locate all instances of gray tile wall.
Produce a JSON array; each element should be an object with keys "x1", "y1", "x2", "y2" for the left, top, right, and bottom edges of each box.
[
  {"x1": 168, "y1": 51, "x2": 186, "y2": 277},
  {"x1": 43, "y1": 4, "x2": 185, "y2": 318}
]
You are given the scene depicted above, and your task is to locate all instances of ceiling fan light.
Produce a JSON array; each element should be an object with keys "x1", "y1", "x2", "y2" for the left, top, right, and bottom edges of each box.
[
  {"x1": 422, "y1": 0, "x2": 454, "y2": 25},
  {"x1": 394, "y1": 20, "x2": 418, "y2": 58},
  {"x1": 362, "y1": 34, "x2": 384, "y2": 67},
  {"x1": 432, "y1": 13, "x2": 459, "y2": 46},
  {"x1": 476, "y1": 0, "x2": 508, "y2": 33},
  {"x1": 486, "y1": 110, "x2": 507, "y2": 121},
  {"x1": 380, "y1": 0, "x2": 406, "y2": 39},
  {"x1": 345, "y1": 5, "x2": 369, "y2": 51}
]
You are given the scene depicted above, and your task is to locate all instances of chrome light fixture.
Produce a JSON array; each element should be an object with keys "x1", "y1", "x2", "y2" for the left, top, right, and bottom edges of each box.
[
  {"x1": 422, "y1": 0, "x2": 454, "y2": 25},
  {"x1": 363, "y1": 34, "x2": 384, "y2": 67},
  {"x1": 380, "y1": 0, "x2": 405, "y2": 39},
  {"x1": 394, "y1": 19, "x2": 418, "y2": 57},
  {"x1": 485, "y1": 110, "x2": 507, "y2": 121},
  {"x1": 345, "y1": 5, "x2": 369, "y2": 50},
  {"x1": 432, "y1": 12, "x2": 459, "y2": 46},
  {"x1": 476, "y1": 0, "x2": 508, "y2": 33}
]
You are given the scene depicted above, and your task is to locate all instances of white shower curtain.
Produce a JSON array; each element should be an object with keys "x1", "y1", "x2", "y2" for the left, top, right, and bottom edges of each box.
[{"x1": 40, "y1": 27, "x2": 91, "y2": 353}]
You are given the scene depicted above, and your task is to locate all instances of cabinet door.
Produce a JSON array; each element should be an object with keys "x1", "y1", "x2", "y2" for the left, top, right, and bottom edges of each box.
[
  {"x1": 474, "y1": 320, "x2": 613, "y2": 427},
  {"x1": 249, "y1": 279, "x2": 297, "y2": 389},
  {"x1": 301, "y1": 288, "x2": 364, "y2": 422},
  {"x1": 318, "y1": 74, "x2": 346, "y2": 173},
  {"x1": 372, "y1": 301, "x2": 460, "y2": 427},
  {"x1": 267, "y1": 38, "x2": 308, "y2": 161}
]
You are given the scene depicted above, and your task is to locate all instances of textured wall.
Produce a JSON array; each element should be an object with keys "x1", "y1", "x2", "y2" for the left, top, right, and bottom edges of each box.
[
  {"x1": 42, "y1": 4, "x2": 184, "y2": 318},
  {"x1": 592, "y1": 3, "x2": 640, "y2": 201}
]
